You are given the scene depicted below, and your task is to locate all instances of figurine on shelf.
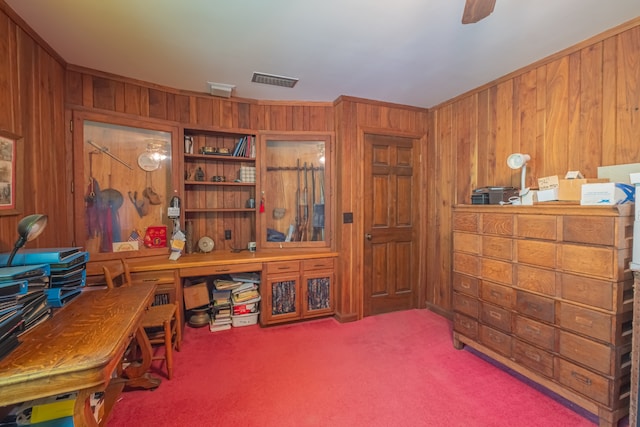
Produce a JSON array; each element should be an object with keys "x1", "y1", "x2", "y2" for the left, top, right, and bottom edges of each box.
[{"x1": 194, "y1": 167, "x2": 205, "y2": 182}]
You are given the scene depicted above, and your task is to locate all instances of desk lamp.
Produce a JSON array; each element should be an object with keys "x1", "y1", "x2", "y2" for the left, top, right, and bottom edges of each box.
[
  {"x1": 507, "y1": 153, "x2": 531, "y2": 196},
  {"x1": 6, "y1": 214, "x2": 48, "y2": 267}
]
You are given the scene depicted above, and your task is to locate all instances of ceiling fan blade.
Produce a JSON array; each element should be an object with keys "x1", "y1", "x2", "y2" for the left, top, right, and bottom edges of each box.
[{"x1": 462, "y1": 0, "x2": 496, "y2": 24}]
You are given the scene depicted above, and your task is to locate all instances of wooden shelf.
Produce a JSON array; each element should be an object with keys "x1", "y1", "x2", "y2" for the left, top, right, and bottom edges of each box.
[
  {"x1": 184, "y1": 181, "x2": 255, "y2": 186},
  {"x1": 184, "y1": 208, "x2": 255, "y2": 213},
  {"x1": 184, "y1": 154, "x2": 255, "y2": 162}
]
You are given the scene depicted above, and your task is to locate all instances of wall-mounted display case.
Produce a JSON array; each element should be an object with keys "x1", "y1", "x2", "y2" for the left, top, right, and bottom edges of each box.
[
  {"x1": 258, "y1": 133, "x2": 333, "y2": 249},
  {"x1": 72, "y1": 112, "x2": 179, "y2": 258}
]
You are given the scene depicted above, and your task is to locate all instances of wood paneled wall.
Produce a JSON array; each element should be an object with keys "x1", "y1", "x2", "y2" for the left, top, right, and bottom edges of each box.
[
  {"x1": 0, "y1": 4, "x2": 70, "y2": 252},
  {"x1": 427, "y1": 18, "x2": 640, "y2": 315},
  {"x1": 334, "y1": 97, "x2": 428, "y2": 321},
  {"x1": 65, "y1": 67, "x2": 334, "y2": 133}
]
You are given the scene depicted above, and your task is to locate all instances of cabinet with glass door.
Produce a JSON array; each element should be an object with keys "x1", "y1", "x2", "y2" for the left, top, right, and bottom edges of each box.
[
  {"x1": 72, "y1": 112, "x2": 179, "y2": 259},
  {"x1": 258, "y1": 133, "x2": 333, "y2": 249}
]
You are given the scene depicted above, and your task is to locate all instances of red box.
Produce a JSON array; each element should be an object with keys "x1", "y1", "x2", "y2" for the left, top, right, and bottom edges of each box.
[{"x1": 144, "y1": 226, "x2": 167, "y2": 248}]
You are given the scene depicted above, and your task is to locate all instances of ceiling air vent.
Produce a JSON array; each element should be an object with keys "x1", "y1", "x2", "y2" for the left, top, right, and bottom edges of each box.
[{"x1": 251, "y1": 72, "x2": 298, "y2": 88}]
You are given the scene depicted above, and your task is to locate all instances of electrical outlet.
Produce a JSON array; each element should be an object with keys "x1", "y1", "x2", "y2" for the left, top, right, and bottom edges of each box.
[
  {"x1": 224, "y1": 230, "x2": 232, "y2": 240},
  {"x1": 343, "y1": 212, "x2": 353, "y2": 224}
]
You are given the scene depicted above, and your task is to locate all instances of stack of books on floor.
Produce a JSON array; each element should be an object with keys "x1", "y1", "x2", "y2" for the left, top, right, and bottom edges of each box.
[
  {"x1": 209, "y1": 289, "x2": 232, "y2": 332},
  {"x1": 230, "y1": 275, "x2": 260, "y2": 327},
  {"x1": 0, "y1": 263, "x2": 51, "y2": 360}
]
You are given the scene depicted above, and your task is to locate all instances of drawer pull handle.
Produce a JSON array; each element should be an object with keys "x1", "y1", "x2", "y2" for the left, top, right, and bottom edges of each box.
[
  {"x1": 489, "y1": 311, "x2": 502, "y2": 320},
  {"x1": 313, "y1": 264, "x2": 324, "y2": 268},
  {"x1": 460, "y1": 282, "x2": 470, "y2": 289},
  {"x1": 216, "y1": 268, "x2": 231, "y2": 272},
  {"x1": 575, "y1": 316, "x2": 593, "y2": 327},
  {"x1": 142, "y1": 278, "x2": 160, "y2": 282},
  {"x1": 571, "y1": 371, "x2": 592, "y2": 386},
  {"x1": 525, "y1": 325, "x2": 540, "y2": 335},
  {"x1": 524, "y1": 351, "x2": 540, "y2": 362},
  {"x1": 490, "y1": 290, "x2": 501, "y2": 298},
  {"x1": 527, "y1": 302, "x2": 539, "y2": 311},
  {"x1": 277, "y1": 266, "x2": 291, "y2": 270}
]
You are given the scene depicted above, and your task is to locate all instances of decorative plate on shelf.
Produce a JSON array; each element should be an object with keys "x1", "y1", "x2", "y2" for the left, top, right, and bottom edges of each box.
[
  {"x1": 197, "y1": 236, "x2": 214, "y2": 253},
  {"x1": 137, "y1": 152, "x2": 160, "y2": 171}
]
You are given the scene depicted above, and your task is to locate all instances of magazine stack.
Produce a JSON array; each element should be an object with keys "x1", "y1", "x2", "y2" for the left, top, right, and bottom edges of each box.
[{"x1": 229, "y1": 273, "x2": 260, "y2": 327}]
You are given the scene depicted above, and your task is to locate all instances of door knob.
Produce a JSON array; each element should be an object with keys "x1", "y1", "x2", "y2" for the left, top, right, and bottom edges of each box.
[{"x1": 365, "y1": 233, "x2": 372, "y2": 240}]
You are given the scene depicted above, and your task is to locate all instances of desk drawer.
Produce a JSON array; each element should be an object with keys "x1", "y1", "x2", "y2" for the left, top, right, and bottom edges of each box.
[
  {"x1": 479, "y1": 325, "x2": 512, "y2": 357},
  {"x1": 453, "y1": 312, "x2": 478, "y2": 340},
  {"x1": 513, "y1": 315, "x2": 555, "y2": 351},
  {"x1": 453, "y1": 273, "x2": 479, "y2": 297},
  {"x1": 180, "y1": 262, "x2": 263, "y2": 277},
  {"x1": 481, "y1": 281, "x2": 513, "y2": 308},
  {"x1": 130, "y1": 270, "x2": 175, "y2": 285},
  {"x1": 266, "y1": 261, "x2": 300, "y2": 275},
  {"x1": 453, "y1": 292, "x2": 479, "y2": 318},
  {"x1": 302, "y1": 258, "x2": 334, "y2": 271},
  {"x1": 516, "y1": 291, "x2": 554, "y2": 323},
  {"x1": 480, "y1": 302, "x2": 511, "y2": 333},
  {"x1": 555, "y1": 358, "x2": 611, "y2": 406},
  {"x1": 513, "y1": 339, "x2": 554, "y2": 378}
]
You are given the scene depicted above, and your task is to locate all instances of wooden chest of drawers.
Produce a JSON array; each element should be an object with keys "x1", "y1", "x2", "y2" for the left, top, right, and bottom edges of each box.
[{"x1": 452, "y1": 204, "x2": 634, "y2": 427}]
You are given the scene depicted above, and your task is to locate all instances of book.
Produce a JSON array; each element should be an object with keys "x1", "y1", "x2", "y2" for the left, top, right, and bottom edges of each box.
[
  {"x1": 209, "y1": 320, "x2": 231, "y2": 332},
  {"x1": 231, "y1": 282, "x2": 257, "y2": 294},
  {"x1": 213, "y1": 279, "x2": 243, "y2": 290},
  {"x1": 0, "y1": 279, "x2": 28, "y2": 297},
  {"x1": 0, "y1": 264, "x2": 50, "y2": 282},
  {"x1": 48, "y1": 251, "x2": 89, "y2": 271},
  {"x1": 0, "y1": 247, "x2": 81, "y2": 265},
  {"x1": 230, "y1": 272, "x2": 261, "y2": 283},
  {"x1": 232, "y1": 289, "x2": 260, "y2": 303}
]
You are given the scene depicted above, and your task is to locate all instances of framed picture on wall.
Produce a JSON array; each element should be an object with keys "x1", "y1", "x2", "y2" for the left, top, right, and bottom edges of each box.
[{"x1": 0, "y1": 130, "x2": 23, "y2": 216}]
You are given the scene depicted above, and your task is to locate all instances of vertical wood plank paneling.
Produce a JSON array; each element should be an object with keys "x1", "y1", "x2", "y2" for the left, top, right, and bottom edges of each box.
[
  {"x1": 580, "y1": 43, "x2": 604, "y2": 177},
  {"x1": 617, "y1": 26, "x2": 640, "y2": 162},
  {"x1": 124, "y1": 83, "x2": 142, "y2": 117},
  {"x1": 0, "y1": 12, "x2": 14, "y2": 130},
  {"x1": 148, "y1": 88, "x2": 167, "y2": 120},
  {"x1": 535, "y1": 65, "x2": 547, "y2": 177},
  {"x1": 567, "y1": 51, "x2": 581, "y2": 172},
  {"x1": 454, "y1": 96, "x2": 474, "y2": 204},
  {"x1": 518, "y1": 69, "x2": 537, "y2": 172},
  {"x1": 495, "y1": 82, "x2": 515, "y2": 187},
  {"x1": 65, "y1": 70, "x2": 83, "y2": 107},
  {"x1": 220, "y1": 100, "x2": 234, "y2": 128},
  {"x1": 175, "y1": 94, "x2": 190, "y2": 124},
  {"x1": 195, "y1": 97, "x2": 213, "y2": 126},
  {"x1": 476, "y1": 89, "x2": 490, "y2": 187},
  {"x1": 237, "y1": 102, "x2": 251, "y2": 129},
  {"x1": 545, "y1": 57, "x2": 570, "y2": 177}
]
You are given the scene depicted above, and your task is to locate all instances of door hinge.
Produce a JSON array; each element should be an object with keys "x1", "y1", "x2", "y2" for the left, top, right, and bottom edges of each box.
[{"x1": 71, "y1": 181, "x2": 74, "y2": 193}]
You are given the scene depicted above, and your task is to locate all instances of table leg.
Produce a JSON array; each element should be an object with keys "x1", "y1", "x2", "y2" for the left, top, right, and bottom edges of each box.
[{"x1": 122, "y1": 327, "x2": 162, "y2": 390}]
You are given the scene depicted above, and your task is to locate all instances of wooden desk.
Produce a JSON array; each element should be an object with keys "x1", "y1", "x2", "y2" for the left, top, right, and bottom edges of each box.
[{"x1": 0, "y1": 283, "x2": 156, "y2": 426}]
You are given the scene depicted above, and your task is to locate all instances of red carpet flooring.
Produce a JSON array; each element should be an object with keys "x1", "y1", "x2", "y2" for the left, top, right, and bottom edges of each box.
[{"x1": 108, "y1": 309, "x2": 605, "y2": 427}]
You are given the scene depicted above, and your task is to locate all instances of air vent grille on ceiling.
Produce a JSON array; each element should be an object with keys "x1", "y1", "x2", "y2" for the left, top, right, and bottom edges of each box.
[{"x1": 251, "y1": 72, "x2": 298, "y2": 88}]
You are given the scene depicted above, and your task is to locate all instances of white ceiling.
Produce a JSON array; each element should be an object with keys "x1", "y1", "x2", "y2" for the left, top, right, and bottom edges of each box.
[{"x1": 5, "y1": 0, "x2": 640, "y2": 109}]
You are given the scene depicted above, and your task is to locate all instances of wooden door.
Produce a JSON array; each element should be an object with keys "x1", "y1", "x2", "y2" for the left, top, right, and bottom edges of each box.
[{"x1": 363, "y1": 133, "x2": 419, "y2": 316}]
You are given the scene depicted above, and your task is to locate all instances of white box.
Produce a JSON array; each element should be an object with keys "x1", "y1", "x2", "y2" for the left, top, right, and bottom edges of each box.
[
  {"x1": 535, "y1": 188, "x2": 558, "y2": 202},
  {"x1": 580, "y1": 182, "x2": 635, "y2": 205},
  {"x1": 231, "y1": 311, "x2": 259, "y2": 327}
]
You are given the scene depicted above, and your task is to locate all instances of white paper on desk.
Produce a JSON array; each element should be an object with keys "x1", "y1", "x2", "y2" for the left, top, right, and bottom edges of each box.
[{"x1": 169, "y1": 250, "x2": 182, "y2": 261}]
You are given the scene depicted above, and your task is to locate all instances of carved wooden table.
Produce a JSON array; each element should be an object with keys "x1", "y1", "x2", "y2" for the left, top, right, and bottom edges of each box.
[{"x1": 0, "y1": 283, "x2": 156, "y2": 426}]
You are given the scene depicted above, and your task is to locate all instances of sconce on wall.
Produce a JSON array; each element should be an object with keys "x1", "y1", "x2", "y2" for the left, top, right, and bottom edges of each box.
[{"x1": 506, "y1": 153, "x2": 531, "y2": 196}]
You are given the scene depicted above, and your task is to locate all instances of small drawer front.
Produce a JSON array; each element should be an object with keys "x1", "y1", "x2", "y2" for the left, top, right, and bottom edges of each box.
[
  {"x1": 180, "y1": 262, "x2": 263, "y2": 277},
  {"x1": 482, "y1": 213, "x2": 513, "y2": 236},
  {"x1": 515, "y1": 214, "x2": 557, "y2": 240},
  {"x1": 516, "y1": 291, "x2": 555, "y2": 324},
  {"x1": 453, "y1": 252, "x2": 481, "y2": 277},
  {"x1": 481, "y1": 258, "x2": 513, "y2": 286},
  {"x1": 513, "y1": 315, "x2": 555, "y2": 351},
  {"x1": 480, "y1": 302, "x2": 511, "y2": 333},
  {"x1": 558, "y1": 302, "x2": 613, "y2": 344},
  {"x1": 453, "y1": 292, "x2": 479, "y2": 318},
  {"x1": 513, "y1": 339, "x2": 554, "y2": 378},
  {"x1": 479, "y1": 325, "x2": 512, "y2": 357},
  {"x1": 130, "y1": 270, "x2": 176, "y2": 285},
  {"x1": 516, "y1": 240, "x2": 557, "y2": 269},
  {"x1": 557, "y1": 330, "x2": 614, "y2": 376},
  {"x1": 559, "y1": 244, "x2": 622, "y2": 281},
  {"x1": 266, "y1": 261, "x2": 301, "y2": 275},
  {"x1": 453, "y1": 312, "x2": 478, "y2": 340},
  {"x1": 480, "y1": 281, "x2": 513, "y2": 308},
  {"x1": 562, "y1": 216, "x2": 616, "y2": 247},
  {"x1": 560, "y1": 273, "x2": 615, "y2": 311},
  {"x1": 452, "y1": 273, "x2": 479, "y2": 297},
  {"x1": 454, "y1": 232, "x2": 481, "y2": 255},
  {"x1": 453, "y1": 212, "x2": 479, "y2": 232},
  {"x1": 302, "y1": 258, "x2": 334, "y2": 271},
  {"x1": 555, "y1": 358, "x2": 611, "y2": 406},
  {"x1": 515, "y1": 265, "x2": 556, "y2": 296},
  {"x1": 482, "y1": 235, "x2": 513, "y2": 260}
]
